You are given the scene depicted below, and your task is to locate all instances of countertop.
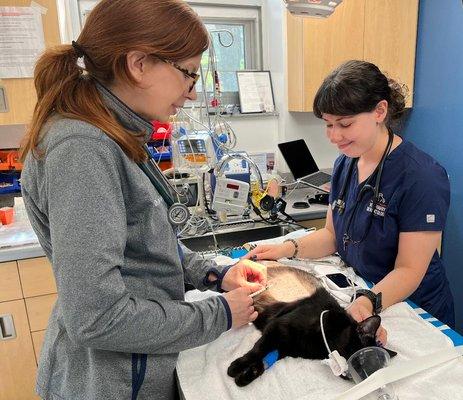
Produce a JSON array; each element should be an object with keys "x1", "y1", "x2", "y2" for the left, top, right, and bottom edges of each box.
[
  {"x1": 0, "y1": 242, "x2": 45, "y2": 263},
  {"x1": 0, "y1": 187, "x2": 327, "y2": 263},
  {"x1": 283, "y1": 187, "x2": 328, "y2": 221},
  {"x1": 0, "y1": 222, "x2": 45, "y2": 262}
]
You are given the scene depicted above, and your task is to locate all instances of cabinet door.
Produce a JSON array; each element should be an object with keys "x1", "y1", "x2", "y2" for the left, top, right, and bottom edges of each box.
[
  {"x1": 25, "y1": 294, "x2": 57, "y2": 332},
  {"x1": 0, "y1": 300, "x2": 39, "y2": 400},
  {"x1": 31, "y1": 330, "x2": 46, "y2": 365},
  {"x1": 364, "y1": 0, "x2": 419, "y2": 107},
  {"x1": 287, "y1": 0, "x2": 366, "y2": 112},
  {"x1": 0, "y1": 262, "x2": 23, "y2": 302},
  {"x1": 287, "y1": 11, "x2": 305, "y2": 112},
  {"x1": 18, "y1": 257, "x2": 57, "y2": 298}
]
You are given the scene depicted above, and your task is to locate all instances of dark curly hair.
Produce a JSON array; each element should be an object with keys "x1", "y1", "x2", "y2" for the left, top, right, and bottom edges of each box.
[{"x1": 313, "y1": 60, "x2": 408, "y2": 130}]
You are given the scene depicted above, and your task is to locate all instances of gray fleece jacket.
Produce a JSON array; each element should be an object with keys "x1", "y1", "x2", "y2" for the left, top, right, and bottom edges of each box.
[{"x1": 21, "y1": 84, "x2": 231, "y2": 400}]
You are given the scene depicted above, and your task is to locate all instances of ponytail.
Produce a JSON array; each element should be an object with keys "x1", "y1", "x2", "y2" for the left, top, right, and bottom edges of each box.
[
  {"x1": 20, "y1": 45, "x2": 146, "y2": 162},
  {"x1": 386, "y1": 77, "x2": 407, "y2": 125}
]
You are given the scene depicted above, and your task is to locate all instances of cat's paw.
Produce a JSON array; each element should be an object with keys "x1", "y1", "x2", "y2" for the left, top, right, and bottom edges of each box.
[
  {"x1": 227, "y1": 357, "x2": 248, "y2": 378},
  {"x1": 234, "y1": 362, "x2": 265, "y2": 387}
]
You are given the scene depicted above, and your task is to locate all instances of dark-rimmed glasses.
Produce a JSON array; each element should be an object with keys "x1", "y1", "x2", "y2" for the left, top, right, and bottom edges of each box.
[{"x1": 152, "y1": 55, "x2": 199, "y2": 93}]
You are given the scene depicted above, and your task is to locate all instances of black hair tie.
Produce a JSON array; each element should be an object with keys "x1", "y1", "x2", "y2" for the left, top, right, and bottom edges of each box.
[{"x1": 71, "y1": 40, "x2": 86, "y2": 58}]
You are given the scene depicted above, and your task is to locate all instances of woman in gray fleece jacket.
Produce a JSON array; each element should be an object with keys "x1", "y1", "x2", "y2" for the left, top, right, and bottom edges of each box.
[{"x1": 20, "y1": 1, "x2": 266, "y2": 399}]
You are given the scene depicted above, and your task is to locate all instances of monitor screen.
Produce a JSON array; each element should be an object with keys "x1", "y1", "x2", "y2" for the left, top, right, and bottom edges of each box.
[
  {"x1": 277, "y1": 139, "x2": 319, "y2": 180},
  {"x1": 180, "y1": 139, "x2": 204, "y2": 154}
]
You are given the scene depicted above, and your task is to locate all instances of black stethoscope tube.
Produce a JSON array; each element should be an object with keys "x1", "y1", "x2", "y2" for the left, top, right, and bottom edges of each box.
[
  {"x1": 138, "y1": 144, "x2": 176, "y2": 207},
  {"x1": 332, "y1": 129, "x2": 395, "y2": 250}
]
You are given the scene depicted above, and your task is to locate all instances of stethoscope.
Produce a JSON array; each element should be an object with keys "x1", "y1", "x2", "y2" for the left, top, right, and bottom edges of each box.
[
  {"x1": 138, "y1": 144, "x2": 191, "y2": 227},
  {"x1": 332, "y1": 129, "x2": 394, "y2": 250},
  {"x1": 70, "y1": 54, "x2": 191, "y2": 228}
]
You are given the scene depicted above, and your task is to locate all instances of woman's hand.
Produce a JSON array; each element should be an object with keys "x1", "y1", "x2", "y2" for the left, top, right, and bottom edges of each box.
[
  {"x1": 223, "y1": 287, "x2": 258, "y2": 328},
  {"x1": 243, "y1": 241, "x2": 294, "y2": 261},
  {"x1": 347, "y1": 297, "x2": 388, "y2": 346},
  {"x1": 221, "y1": 259, "x2": 267, "y2": 292}
]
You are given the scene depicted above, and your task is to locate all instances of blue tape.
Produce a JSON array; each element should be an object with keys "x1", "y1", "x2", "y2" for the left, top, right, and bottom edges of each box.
[
  {"x1": 263, "y1": 350, "x2": 279, "y2": 369},
  {"x1": 430, "y1": 320, "x2": 445, "y2": 328},
  {"x1": 230, "y1": 248, "x2": 248, "y2": 258},
  {"x1": 441, "y1": 329, "x2": 463, "y2": 346},
  {"x1": 419, "y1": 312, "x2": 433, "y2": 320}
]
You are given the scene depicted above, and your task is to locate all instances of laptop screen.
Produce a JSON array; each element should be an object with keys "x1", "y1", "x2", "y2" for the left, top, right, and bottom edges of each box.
[{"x1": 278, "y1": 139, "x2": 319, "y2": 180}]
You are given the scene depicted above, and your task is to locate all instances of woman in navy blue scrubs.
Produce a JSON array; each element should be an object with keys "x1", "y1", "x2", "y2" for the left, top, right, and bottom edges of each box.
[{"x1": 247, "y1": 60, "x2": 455, "y2": 337}]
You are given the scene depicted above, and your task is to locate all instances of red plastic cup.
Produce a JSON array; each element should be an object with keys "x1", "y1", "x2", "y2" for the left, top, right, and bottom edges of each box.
[{"x1": 0, "y1": 207, "x2": 14, "y2": 225}]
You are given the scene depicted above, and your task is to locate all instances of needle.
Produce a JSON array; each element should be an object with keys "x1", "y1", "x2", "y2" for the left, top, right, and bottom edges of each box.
[{"x1": 250, "y1": 284, "x2": 273, "y2": 298}]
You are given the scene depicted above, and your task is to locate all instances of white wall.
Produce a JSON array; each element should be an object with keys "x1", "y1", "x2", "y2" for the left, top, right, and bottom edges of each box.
[
  {"x1": 0, "y1": 1, "x2": 340, "y2": 170},
  {"x1": 225, "y1": 0, "x2": 339, "y2": 172},
  {"x1": 224, "y1": 115, "x2": 279, "y2": 153}
]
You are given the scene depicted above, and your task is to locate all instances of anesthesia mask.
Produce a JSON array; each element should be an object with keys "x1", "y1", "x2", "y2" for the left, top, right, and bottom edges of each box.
[{"x1": 320, "y1": 311, "x2": 398, "y2": 400}]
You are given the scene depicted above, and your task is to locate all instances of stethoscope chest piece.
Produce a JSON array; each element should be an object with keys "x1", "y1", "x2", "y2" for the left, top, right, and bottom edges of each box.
[{"x1": 168, "y1": 203, "x2": 190, "y2": 226}]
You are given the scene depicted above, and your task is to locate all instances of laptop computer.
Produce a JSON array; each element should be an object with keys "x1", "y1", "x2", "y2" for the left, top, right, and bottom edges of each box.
[{"x1": 277, "y1": 139, "x2": 331, "y2": 190}]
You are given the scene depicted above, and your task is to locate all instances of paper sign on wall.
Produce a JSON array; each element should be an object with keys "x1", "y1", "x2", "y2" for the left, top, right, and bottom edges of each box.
[
  {"x1": 236, "y1": 71, "x2": 275, "y2": 114},
  {"x1": 0, "y1": 7, "x2": 45, "y2": 78}
]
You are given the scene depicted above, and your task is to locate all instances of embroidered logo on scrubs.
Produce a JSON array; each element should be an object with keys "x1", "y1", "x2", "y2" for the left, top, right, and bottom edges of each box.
[
  {"x1": 426, "y1": 214, "x2": 435, "y2": 223},
  {"x1": 366, "y1": 193, "x2": 387, "y2": 217}
]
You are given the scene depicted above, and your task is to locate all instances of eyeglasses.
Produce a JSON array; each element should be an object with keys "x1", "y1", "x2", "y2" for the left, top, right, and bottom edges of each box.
[{"x1": 152, "y1": 55, "x2": 200, "y2": 93}]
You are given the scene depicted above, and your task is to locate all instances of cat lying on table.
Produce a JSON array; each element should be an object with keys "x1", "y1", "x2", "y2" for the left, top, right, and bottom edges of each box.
[{"x1": 228, "y1": 263, "x2": 396, "y2": 387}]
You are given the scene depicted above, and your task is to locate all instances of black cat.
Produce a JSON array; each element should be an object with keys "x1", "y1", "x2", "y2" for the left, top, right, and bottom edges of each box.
[{"x1": 227, "y1": 265, "x2": 396, "y2": 387}]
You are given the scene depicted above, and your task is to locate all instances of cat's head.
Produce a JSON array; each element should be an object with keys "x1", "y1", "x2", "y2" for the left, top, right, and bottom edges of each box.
[
  {"x1": 351, "y1": 315, "x2": 397, "y2": 359},
  {"x1": 325, "y1": 311, "x2": 397, "y2": 360}
]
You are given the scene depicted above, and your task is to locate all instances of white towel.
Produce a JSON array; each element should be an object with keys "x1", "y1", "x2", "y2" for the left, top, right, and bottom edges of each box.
[{"x1": 177, "y1": 299, "x2": 463, "y2": 400}]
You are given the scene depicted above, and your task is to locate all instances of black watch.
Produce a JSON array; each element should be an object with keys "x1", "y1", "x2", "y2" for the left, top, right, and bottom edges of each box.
[{"x1": 351, "y1": 289, "x2": 382, "y2": 314}]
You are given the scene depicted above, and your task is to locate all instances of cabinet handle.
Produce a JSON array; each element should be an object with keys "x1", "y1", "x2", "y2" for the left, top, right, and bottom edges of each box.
[{"x1": 0, "y1": 314, "x2": 16, "y2": 340}]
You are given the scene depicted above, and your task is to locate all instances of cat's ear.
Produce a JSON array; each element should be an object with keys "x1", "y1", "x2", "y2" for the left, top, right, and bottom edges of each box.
[
  {"x1": 383, "y1": 348, "x2": 397, "y2": 358},
  {"x1": 357, "y1": 315, "x2": 381, "y2": 344}
]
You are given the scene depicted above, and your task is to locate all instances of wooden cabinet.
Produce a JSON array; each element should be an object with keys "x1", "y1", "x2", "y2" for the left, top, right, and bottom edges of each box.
[
  {"x1": 18, "y1": 257, "x2": 57, "y2": 298},
  {"x1": 287, "y1": 0, "x2": 419, "y2": 112},
  {"x1": 288, "y1": 0, "x2": 365, "y2": 112},
  {"x1": 25, "y1": 294, "x2": 57, "y2": 332},
  {"x1": 363, "y1": 0, "x2": 419, "y2": 107},
  {"x1": 0, "y1": 300, "x2": 39, "y2": 400},
  {"x1": 0, "y1": 257, "x2": 56, "y2": 400},
  {"x1": 31, "y1": 330, "x2": 46, "y2": 364},
  {"x1": 0, "y1": 261, "x2": 23, "y2": 302}
]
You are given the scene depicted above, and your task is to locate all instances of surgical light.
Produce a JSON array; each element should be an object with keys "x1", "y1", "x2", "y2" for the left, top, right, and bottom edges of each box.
[{"x1": 283, "y1": 0, "x2": 342, "y2": 18}]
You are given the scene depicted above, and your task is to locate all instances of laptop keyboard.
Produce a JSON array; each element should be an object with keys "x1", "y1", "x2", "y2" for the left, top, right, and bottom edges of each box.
[{"x1": 301, "y1": 171, "x2": 331, "y2": 187}]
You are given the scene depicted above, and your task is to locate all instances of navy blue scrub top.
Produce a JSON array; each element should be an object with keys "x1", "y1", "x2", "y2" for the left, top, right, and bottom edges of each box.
[{"x1": 329, "y1": 140, "x2": 455, "y2": 327}]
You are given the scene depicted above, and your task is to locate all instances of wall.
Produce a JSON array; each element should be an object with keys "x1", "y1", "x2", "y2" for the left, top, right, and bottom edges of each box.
[
  {"x1": 264, "y1": 0, "x2": 338, "y2": 171},
  {"x1": 0, "y1": 1, "x2": 338, "y2": 171},
  {"x1": 223, "y1": 115, "x2": 279, "y2": 153},
  {"x1": 0, "y1": 124, "x2": 26, "y2": 149},
  {"x1": 404, "y1": 0, "x2": 463, "y2": 333},
  {"x1": 201, "y1": 0, "x2": 338, "y2": 172}
]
